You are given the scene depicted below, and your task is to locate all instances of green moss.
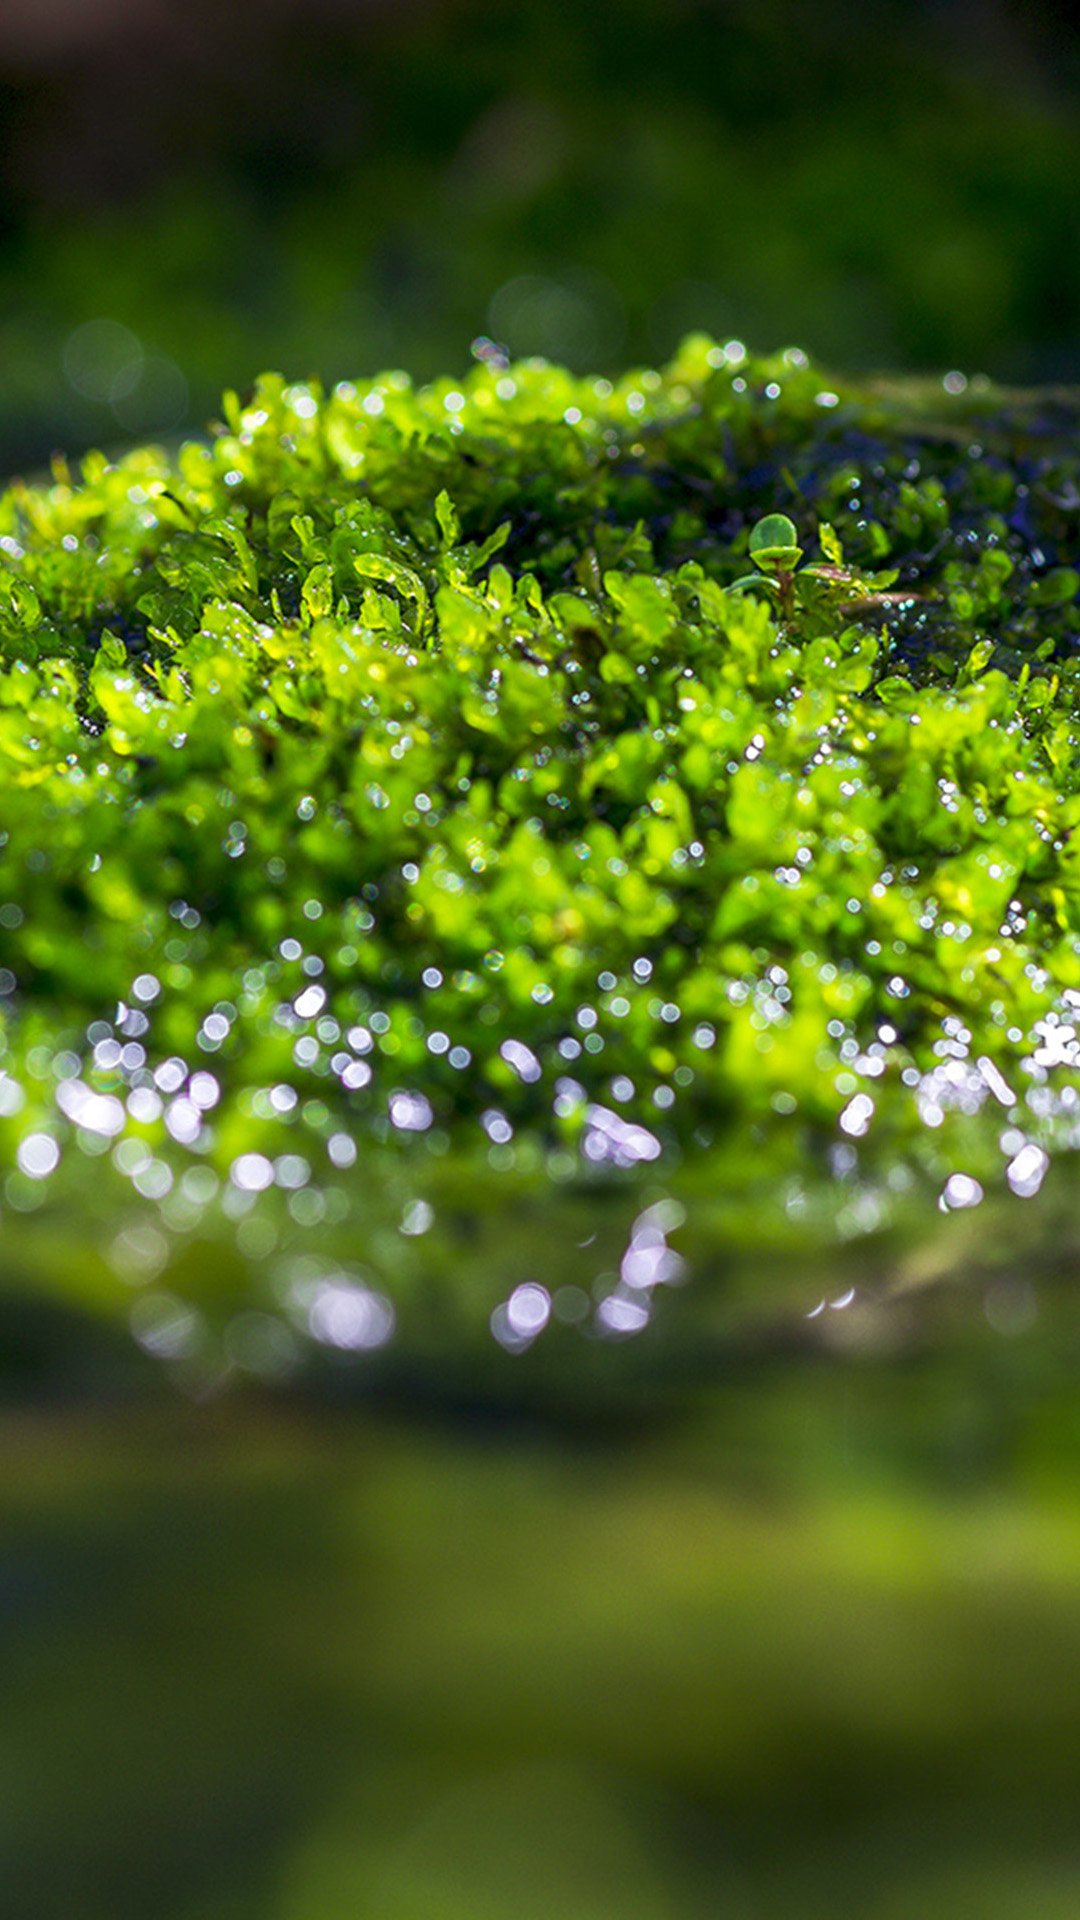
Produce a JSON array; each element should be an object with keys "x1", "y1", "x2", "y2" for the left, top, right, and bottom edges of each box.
[{"x1": 3, "y1": 338, "x2": 1080, "y2": 1374}]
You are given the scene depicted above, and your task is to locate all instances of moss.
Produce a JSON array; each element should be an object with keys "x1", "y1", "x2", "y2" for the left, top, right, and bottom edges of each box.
[{"x1": 3, "y1": 338, "x2": 1080, "y2": 1373}]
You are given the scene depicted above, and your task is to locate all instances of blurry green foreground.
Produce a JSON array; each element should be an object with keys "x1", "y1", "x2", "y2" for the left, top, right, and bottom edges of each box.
[{"x1": 6, "y1": 1292, "x2": 1080, "y2": 1920}]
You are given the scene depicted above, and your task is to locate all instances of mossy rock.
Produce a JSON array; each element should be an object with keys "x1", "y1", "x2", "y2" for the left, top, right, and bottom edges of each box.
[{"x1": 3, "y1": 337, "x2": 1080, "y2": 1391}]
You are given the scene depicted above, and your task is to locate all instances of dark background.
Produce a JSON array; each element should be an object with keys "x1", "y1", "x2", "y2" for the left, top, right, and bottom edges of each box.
[{"x1": 3, "y1": 0, "x2": 1080, "y2": 469}]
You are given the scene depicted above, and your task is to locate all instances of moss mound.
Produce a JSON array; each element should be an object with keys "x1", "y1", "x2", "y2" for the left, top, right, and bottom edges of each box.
[{"x1": 3, "y1": 338, "x2": 1080, "y2": 1379}]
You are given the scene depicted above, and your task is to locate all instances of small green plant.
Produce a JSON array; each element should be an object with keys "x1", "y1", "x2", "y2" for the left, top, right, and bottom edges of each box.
[{"x1": 730, "y1": 513, "x2": 903, "y2": 625}]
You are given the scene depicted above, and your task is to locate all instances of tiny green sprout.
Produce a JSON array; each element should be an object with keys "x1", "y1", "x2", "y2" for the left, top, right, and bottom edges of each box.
[
  {"x1": 730, "y1": 513, "x2": 805, "y2": 618},
  {"x1": 730, "y1": 513, "x2": 901, "y2": 627},
  {"x1": 748, "y1": 513, "x2": 803, "y2": 573}
]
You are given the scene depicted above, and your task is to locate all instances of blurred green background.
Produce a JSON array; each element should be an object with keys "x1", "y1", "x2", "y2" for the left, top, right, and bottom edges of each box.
[
  {"x1": 9, "y1": 1319, "x2": 1080, "y2": 1920},
  {"x1": 6, "y1": 3, "x2": 1080, "y2": 1913},
  {"x1": 4, "y1": 0, "x2": 1080, "y2": 471}
]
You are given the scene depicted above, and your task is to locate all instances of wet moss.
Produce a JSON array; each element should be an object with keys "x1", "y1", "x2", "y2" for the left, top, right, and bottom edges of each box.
[{"x1": 3, "y1": 339, "x2": 1080, "y2": 1374}]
